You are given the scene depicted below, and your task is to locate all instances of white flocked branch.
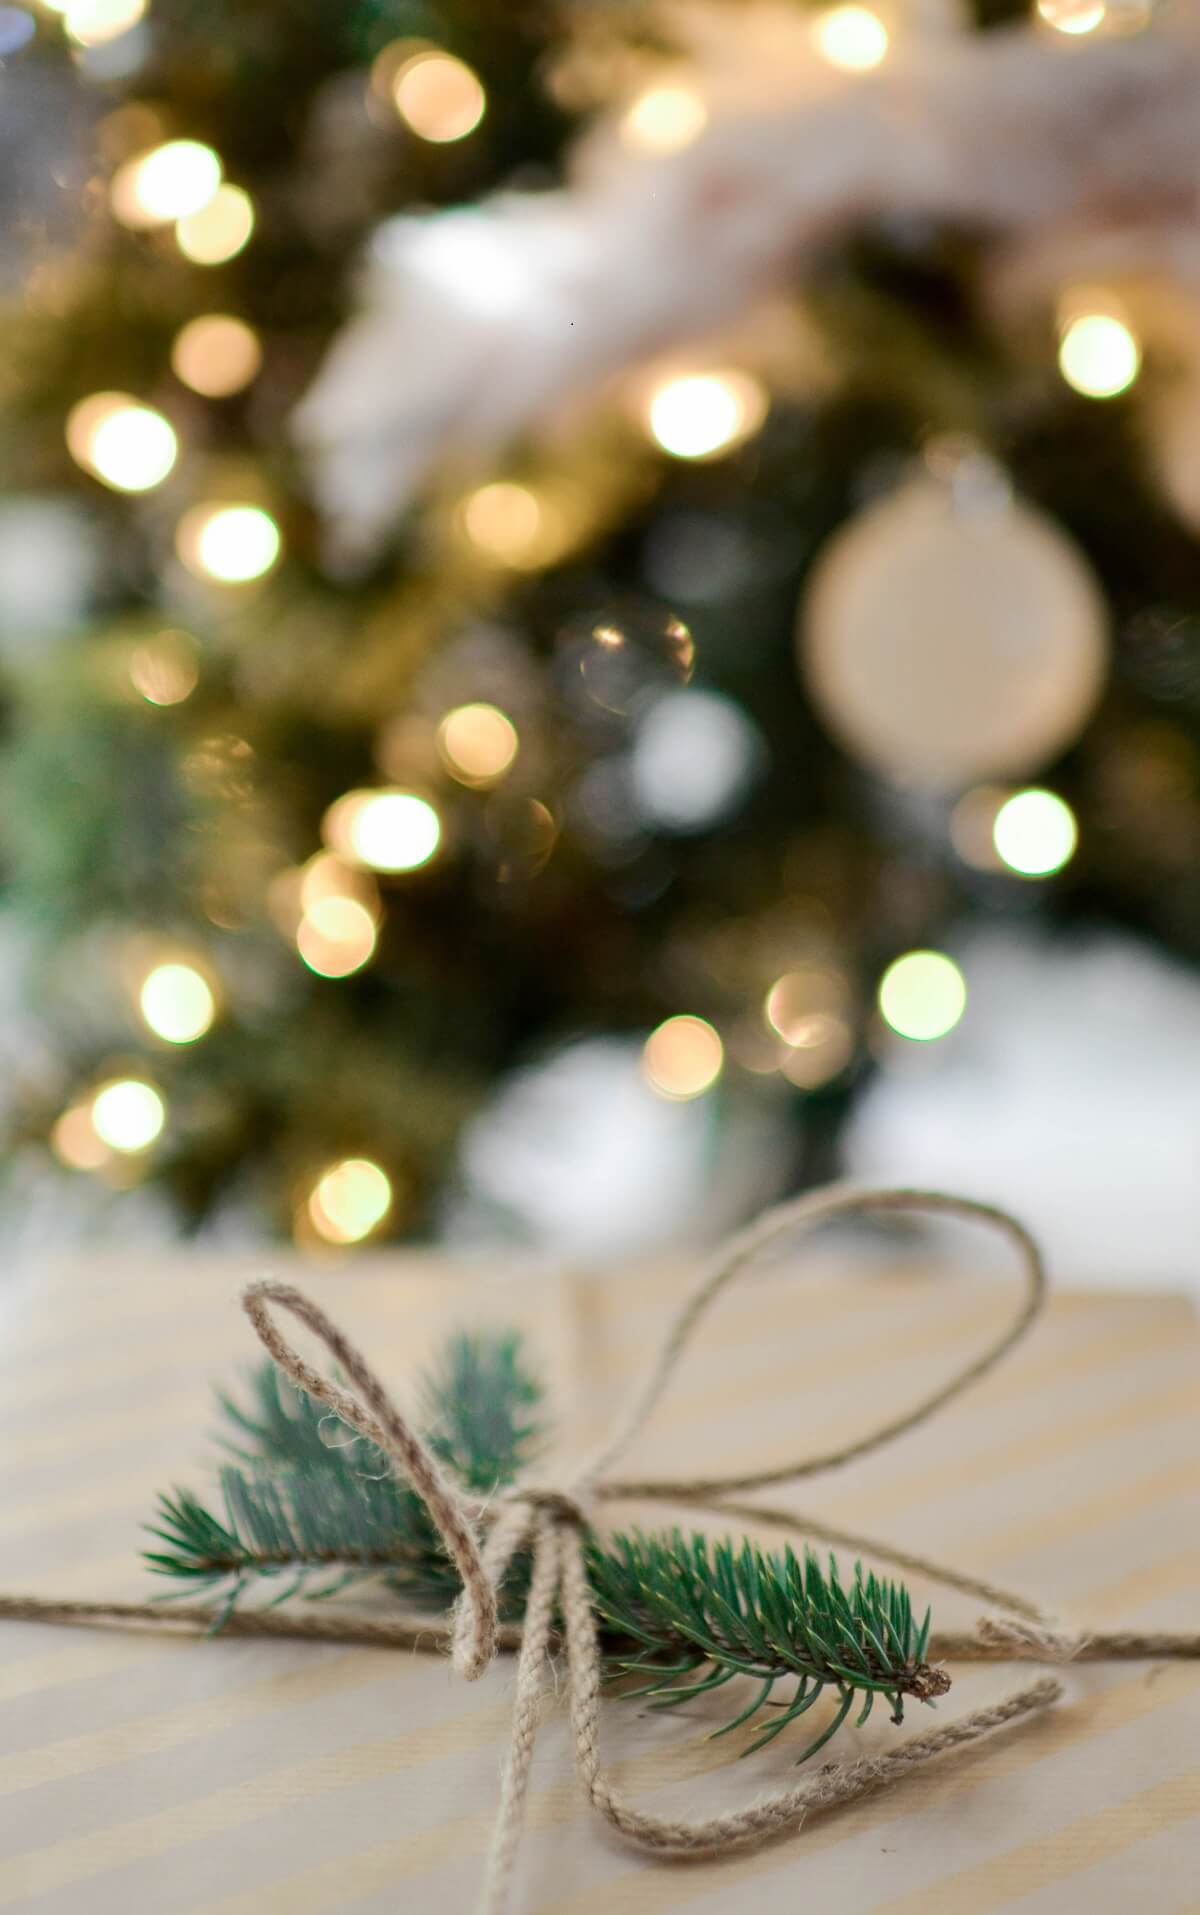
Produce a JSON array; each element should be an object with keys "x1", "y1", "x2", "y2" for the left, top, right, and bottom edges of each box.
[{"x1": 296, "y1": 14, "x2": 1200, "y2": 550}]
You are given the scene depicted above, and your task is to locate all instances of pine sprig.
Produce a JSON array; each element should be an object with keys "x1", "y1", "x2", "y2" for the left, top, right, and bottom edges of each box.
[
  {"x1": 146, "y1": 1334, "x2": 543, "y2": 1622},
  {"x1": 146, "y1": 1330, "x2": 950, "y2": 1759},
  {"x1": 587, "y1": 1529, "x2": 948, "y2": 1762}
]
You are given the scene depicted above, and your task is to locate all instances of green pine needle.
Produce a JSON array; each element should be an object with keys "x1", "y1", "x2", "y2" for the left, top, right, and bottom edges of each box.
[
  {"x1": 586, "y1": 1528, "x2": 947, "y2": 1762},
  {"x1": 146, "y1": 1330, "x2": 949, "y2": 1761},
  {"x1": 147, "y1": 1332, "x2": 543, "y2": 1616}
]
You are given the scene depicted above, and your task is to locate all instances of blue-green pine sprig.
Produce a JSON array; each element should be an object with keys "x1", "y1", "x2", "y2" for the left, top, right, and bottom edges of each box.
[{"x1": 146, "y1": 1332, "x2": 950, "y2": 1758}]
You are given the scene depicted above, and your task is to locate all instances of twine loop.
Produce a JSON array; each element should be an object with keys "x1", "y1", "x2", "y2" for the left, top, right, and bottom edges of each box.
[{"x1": 241, "y1": 1183, "x2": 1075, "y2": 1914}]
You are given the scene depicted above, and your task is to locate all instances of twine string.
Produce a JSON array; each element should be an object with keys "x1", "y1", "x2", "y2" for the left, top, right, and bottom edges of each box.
[
  {"x1": 587, "y1": 1185, "x2": 1046, "y2": 1499},
  {"x1": 5, "y1": 1182, "x2": 1199, "y2": 1914},
  {"x1": 241, "y1": 1184, "x2": 1072, "y2": 1913},
  {"x1": 242, "y1": 1280, "x2": 501, "y2": 1681}
]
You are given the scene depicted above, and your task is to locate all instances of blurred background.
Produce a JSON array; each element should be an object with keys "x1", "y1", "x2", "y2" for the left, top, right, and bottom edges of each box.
[{"x1": 1, "y1": 0, "x2": 1197, "y2": 1286}]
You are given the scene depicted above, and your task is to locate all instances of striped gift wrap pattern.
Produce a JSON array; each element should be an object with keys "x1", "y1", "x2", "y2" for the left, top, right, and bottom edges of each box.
[{"x1": 2, "y1": 1245, "x2": 1198, "y2": 1912}]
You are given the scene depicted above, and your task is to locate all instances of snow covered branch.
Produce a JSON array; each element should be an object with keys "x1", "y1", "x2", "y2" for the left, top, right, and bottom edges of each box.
[{"x1": 297, "y1": 19, "x2": 1200, "y2": 548}]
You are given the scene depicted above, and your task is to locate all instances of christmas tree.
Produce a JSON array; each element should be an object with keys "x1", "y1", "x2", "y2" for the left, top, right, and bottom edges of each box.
[{"x1": 4, "y1": 0, "x2": 1199, "y2": 1259}]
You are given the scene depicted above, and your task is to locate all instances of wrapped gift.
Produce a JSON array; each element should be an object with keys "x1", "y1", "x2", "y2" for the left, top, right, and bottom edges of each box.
[{"x1": 3, "y1": 1228, "x2": 1199, "y2": 1913}]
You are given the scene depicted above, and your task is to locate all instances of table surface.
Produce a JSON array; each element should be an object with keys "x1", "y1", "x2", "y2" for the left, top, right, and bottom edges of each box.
[{"x1": 2, "y1": 1242, "x2": 1198, "y2": 1913}]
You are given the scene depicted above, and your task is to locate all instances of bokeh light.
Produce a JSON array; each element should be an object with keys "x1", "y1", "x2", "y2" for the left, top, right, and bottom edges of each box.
[
  {"x1": 630, "y1": 688, "x2": 761, "y2": 832},
  {"x1": 65, "y1": 0, "x2": 145, "y2": 46},
  {"x1": 323, "y1": 789, "x2": 442, "y2": 873},
  {"x1": 566, "y1": 607, "x2": 695, "y2": 718},
  {"x1": 766, "y1": 969, "x2": 855, "y2": 1089},
  {"x1": 296, "y1": 896, "x2": 378, "y2": 977},
  {"x1": 176, "y1": 183, "x2": 255, "y2": 264},
  {"x1": 307, "y1": 1158, "x2": 393, "y2": 1244},
  {"x1": 878, "y1": 951, "x2": 967, "y2": 1043},
  {"x1": 91, "y1": 1077, "x2": 165, "y2": 1151},
  {"x1": 66, "y1": 393, "x2": 177, "y2": 492},
  {"x1": 642, "y1": 1014, "x2": 724, "y2": 1100},
  {"x1": 139, "y1": 962, "x2": 216, "y2": 1043},
  {"x1": 485, "y1": 794, "x2": 557, "y2": 881},
  {"x1": 51, "y1": 1102, "x2": 109, "y2": 1171},
  {"x1": 992, "y1": 788, "x2": 1078, "y2": 877},
  {"x1": 765, "y1": 968, "x2": 849, "y2": 1043},
  {"x1": 619, "y1": 84, "x2": 707, "y2": 154},
  {"x1": 392, "y1": 50, "x2": 486, "y2": 143},
  {"x1": 128, "y1": 629, "x2": 199, "y2": 706},
  {"x1": 646, "y1": 372, "x2": 767, "y2": 460},
  {"x1": 779, "y1": 1017, "x2": 854, "y2": 1089},
  {"x1": 460, "y1": 481, "x2": 547, "y2": 567},
  {"x1": 0, "y1": 8, "x2": 37, "y2": 53},
  {"x1": 437, "y1": 703, "x2": 519, "y2": 785},
  {"x1": 811, "y1": 5, "x2": 890, "y2": 70},
  {"x1": 299, "y1": 852, "x2": 379, "y2": 919},
  {"x1": 111, "y1": 140, "x2": 221, "y2": 228},
  {"x1": 1036, "y1": 0, "x2": 1106, "y2": 31},
  {"x1": 1058, "y1": 313, "x2": 1141, "y2": 399},
  {"x1": 171, "y1": 314, "x2": 262, "y2": 397},
  {"x1": 176, "y1": 503, "x2": 282, "y2": 582}
]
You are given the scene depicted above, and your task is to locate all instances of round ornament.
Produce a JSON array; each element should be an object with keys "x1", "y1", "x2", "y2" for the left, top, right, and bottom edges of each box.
[{"x1": 799, "y1": 476, "x2": 1108, "y2": 789}]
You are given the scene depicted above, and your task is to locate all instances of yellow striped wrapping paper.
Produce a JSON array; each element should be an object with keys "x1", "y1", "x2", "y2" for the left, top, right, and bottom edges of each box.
[{"x1": 2, "y1": 1245, "x2": 1198, "y2": 1913}]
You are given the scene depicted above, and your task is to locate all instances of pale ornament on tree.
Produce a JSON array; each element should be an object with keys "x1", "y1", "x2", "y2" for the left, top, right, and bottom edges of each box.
[{"x1": 799, "y1": 461, "x2": 1108, "y2": 788}]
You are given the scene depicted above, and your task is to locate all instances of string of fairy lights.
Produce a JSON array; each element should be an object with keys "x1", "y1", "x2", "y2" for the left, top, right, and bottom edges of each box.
[{"x1": 37, "y1": 0, "x2": 1152, "y2": 1246}]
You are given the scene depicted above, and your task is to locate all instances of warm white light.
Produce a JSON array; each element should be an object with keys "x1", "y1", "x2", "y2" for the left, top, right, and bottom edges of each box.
[
  {"x1": 111, "y1": 140, "x2": 221, "y2": 228},
  {"x1": 812, "y1": 5, "x2": 890, "y2": 70},
  {"x1": 171, "y1": 314, "x2": 262, "y2": 397},
  {"x1": 646, "y1": 372, "x2": 767, "y2": 461},
  {"x1": 779, "y1": 1017, "x2": 854, "y2": 1089},
  {"x1": 460, "y1": 481, "x2": 545, "y2": 566},
  {"x1": 765, "y1": 968, "x2": 855, "y2": 1090},
  {"x1": 176, "y1": 504, "x2": 281, "y2": 582},
  {"x1": 1036, "y1": 0, "x2": 1106, "y2": 31},
  {"x1": 308, "y1": 1158, "x2": 393, "y2": 1244},
  {"x1": 296, "y1": 896, "x2": 378, "y2": 978},
  {"x1": 66, "y1": 393, "x2": 177, "y2": 492},
  {"x1": 140, "y1": 962, "x2": 216, "y2": 1043},
  {"x1": 65, "y1": 0, "x2": 145, "y2": 45},
  {"x1": 329, "y1": 790, "x2": 442, "y2": 873},
  {"x1": 437, "y1": 703, "x2": 519, "y2": 785},
  {"x1": 878, "y1": 951, "x2": 966, "y2": 1043},
  {"x1": 51, "y1": 1103, "x2": 108, "y2": 1171},
  {"x1": 765, "y1": 969, "x2": 850, "y2": 1045},
  {"x1": 176, "y1": 183, "x2": 255, "y2": 264},
  {"x1": 299, "y1": 853, "x2": 379, "y2": 919},
  {"x1": 1058, "y1": 312, "x2": 1141, "y2": 399},
  {"x1": 128, "y1": 630, "x2": 199, "y2": 706},
  {"x1": 392, "y1": 50, "x2": 485, "y2": 143},
  {"x1": 642, "y1": 1014, "x2": 724, "y2": 1100},
  {"x1": 91, "y1": 1077, "x2": 165, "y2": 1152},
  {"x1": 619, "y1": 84, "x2": 707, "y2": 154},
  {"x1": 992, "y1": 788, "x2": 1078, "y2": 877}
]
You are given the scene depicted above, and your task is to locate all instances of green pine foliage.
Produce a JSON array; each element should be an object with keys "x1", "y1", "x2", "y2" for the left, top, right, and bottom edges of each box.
[
  {"x1": 148, "y1": 1331, "x2": 542, "y2": 1625},
  {"x1": 147, "y1": 1330, "x2": 949, "y2": 1760},
  {"x1": 588, "y1": 1529, "x2": 947, "y2": 1763}
]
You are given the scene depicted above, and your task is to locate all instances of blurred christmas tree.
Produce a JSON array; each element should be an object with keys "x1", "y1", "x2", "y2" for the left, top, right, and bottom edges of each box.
[{"x1": 3, "y1": 0, "x2": 1200, "y2": 1256}]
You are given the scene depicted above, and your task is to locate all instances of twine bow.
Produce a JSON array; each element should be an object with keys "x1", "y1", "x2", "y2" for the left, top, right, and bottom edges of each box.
[{"x1": 241, "y1": 1184, "x2": 1075, "y2": 1915}]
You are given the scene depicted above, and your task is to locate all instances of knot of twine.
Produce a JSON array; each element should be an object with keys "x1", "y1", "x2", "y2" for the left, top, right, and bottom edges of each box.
[{"x1": 240, "y1": 1185, "x2": 1075, "y2": 1915}]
